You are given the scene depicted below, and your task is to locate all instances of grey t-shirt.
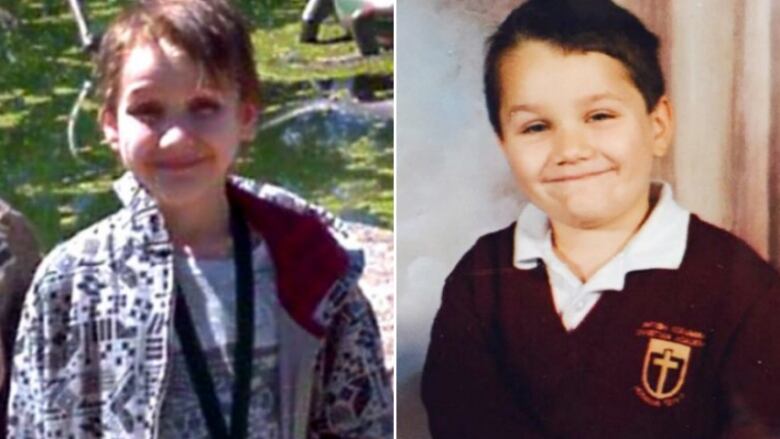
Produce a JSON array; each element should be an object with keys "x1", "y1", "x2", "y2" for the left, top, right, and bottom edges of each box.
[{"x1": 159, "y1": 242, "x2": 281, "y2": 438}]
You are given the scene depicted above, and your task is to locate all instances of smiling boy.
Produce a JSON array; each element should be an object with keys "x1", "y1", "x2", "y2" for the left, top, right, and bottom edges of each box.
[
  {"x1": 8, "y1": 0, "x2": 392, "y2": 437},
  {"x1": 422, "y1": 1, "x2": 780, "y2": 438},
  {"x1": 101, "y1": 36, "x2": 258, "y2": 254}
]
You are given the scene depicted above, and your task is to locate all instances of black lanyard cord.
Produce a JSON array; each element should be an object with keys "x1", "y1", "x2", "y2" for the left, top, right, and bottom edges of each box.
[{"x1": 174, "y1": 201, "x2": 255, "y2": 439}]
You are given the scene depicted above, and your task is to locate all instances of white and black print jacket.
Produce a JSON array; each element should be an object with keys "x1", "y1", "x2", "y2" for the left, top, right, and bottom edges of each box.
[{"x1": 7, "y1": 174, "x2": 393, "y2": 438}]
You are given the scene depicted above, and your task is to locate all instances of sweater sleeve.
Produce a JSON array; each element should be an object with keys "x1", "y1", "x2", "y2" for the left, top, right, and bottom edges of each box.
[
  {"x1": 6, "y1": 271, "x2": 47, "y2": 438},
  {"x1": 720, "y1": 280, "x2": 780, "y2": 439},
  {"x1": 310, "y1": 285, "x2": 394, "y2": 439},
  {"x1": 421, "y1": 273, "x2": 547, "y2": 439}
]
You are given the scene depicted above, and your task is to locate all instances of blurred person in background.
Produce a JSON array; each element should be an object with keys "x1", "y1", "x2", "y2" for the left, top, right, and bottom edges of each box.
[{"x1": 0, "y1": 198, "x2": 40, "y2": 437}]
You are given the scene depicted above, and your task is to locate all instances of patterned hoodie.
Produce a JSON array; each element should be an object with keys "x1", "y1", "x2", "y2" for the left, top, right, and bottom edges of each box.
[{"x1": 8, "y1": 174, "x2": 392, "y2": 438}]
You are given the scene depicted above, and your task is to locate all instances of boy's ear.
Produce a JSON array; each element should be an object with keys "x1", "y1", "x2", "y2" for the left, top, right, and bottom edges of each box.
[
  {"x1": 649, "y1": 95, "x2": 674, "y2": 157},
  {"x1": 100, "y1": 108, "x2": 120, "y2": 152},
  {"x1": 238, "y1": 102, "x2": 259, "y2": 142}
]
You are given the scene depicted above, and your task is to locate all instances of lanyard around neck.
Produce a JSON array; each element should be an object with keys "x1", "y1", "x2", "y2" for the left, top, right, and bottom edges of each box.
[{"x1": 174, "y1": 201, "x2": 255, "y2": 439}]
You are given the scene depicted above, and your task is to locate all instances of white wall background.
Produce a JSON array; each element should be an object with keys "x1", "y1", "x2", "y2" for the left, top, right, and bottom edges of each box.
[{"x1": 396, "y1": 1, "x2": 523, "y2": 437}]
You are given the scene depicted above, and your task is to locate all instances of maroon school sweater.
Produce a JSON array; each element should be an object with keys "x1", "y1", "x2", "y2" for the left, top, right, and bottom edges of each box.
[{"x1": 422, "y1": 215, "x2": 780, "y2": 439}]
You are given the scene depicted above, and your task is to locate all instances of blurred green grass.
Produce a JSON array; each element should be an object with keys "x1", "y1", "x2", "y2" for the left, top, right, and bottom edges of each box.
[{"x1": 0, "y1": 0, "x2": 394, "y2": 249}]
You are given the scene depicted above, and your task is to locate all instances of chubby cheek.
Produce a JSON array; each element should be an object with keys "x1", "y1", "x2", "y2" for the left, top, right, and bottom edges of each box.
[
  {"x1": 599, "y1": 121, "x2": 655, "y2": 172},
  {"x1": 202, "y1": 122, "x2": 239, "y2": 152},
  {"x1": 502, "y1": 145, "x2": 548, "y2": 192},
  {"x1": 195, "y1": 114, "x2": 241, "y2": 149},
  {"x1": 115, "y1": 119, "x2": 158, "y2": 164}
]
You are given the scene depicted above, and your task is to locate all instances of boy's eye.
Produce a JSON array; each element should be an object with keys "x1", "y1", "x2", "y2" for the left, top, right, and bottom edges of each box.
[
  {"x1": 587, "y1": 112, "x2": 615, "y2": 122},
  {"x1": 127, "y1": 103, "x2": 163, "y2": 122},
  {"x1": 190, "y1": 98, "x2": 222, "y2": 116},
  {"x1": 521, "y1": 122, "x2": 549, "y2": 135}
]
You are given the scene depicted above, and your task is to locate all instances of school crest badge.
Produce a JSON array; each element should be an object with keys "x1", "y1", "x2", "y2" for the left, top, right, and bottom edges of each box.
[
  {"x1": 641, "y1": 338, "x2": 690, "y2": 400},
  {"x1": 634, "y1": 321, "x2": 705, "y2": 407}
]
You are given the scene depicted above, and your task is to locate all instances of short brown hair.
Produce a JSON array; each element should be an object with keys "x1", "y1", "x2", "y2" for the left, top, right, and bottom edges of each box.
[
  {"x1": 96, "y1": 0, "x2": 261, "y2": 113},
  {"x1": 484, "y1": 0, "x2": 664, "y2": 138}
]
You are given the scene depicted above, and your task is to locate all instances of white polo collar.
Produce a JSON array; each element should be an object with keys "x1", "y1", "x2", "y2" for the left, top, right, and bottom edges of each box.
[{"x1": 513, "y1": 182, "x2": 690, "y2": 292}]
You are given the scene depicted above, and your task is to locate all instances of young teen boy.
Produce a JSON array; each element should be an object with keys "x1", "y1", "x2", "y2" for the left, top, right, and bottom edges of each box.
[
  {"x1": 422, "y1": 1, "x2": 780, "y2": 438},
  {"x1": 8, "y1": 0, "x2": 391, "y2": 437}
]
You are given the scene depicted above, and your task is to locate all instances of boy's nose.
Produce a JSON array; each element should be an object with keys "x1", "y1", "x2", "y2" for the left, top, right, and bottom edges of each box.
[
  {"x1": 552, "y1": 125, "x2": 594, "y2": 164},
  {"x1": 157, "y1": 120, "x2": 194, "y2": 149}
]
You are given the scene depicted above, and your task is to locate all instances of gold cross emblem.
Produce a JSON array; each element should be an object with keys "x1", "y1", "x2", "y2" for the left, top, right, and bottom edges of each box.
[{"x1": 641, "y1": 338, "x2": 691, "y2": 400}]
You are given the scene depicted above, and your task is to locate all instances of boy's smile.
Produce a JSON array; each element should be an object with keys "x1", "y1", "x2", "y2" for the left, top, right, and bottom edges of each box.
[
  {"x1": 497, "y1": 40, "x2": 673, "y2": 232},
  {"x1": 101, "y1": 39, "x2": 257, "y2": 213},
  {"x1": 541, "y1": 164, "x2": 616, "y2": 183}
]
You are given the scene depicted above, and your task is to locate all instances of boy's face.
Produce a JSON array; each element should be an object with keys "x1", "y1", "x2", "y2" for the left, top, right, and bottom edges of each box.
[
  {"x1": 497, "y1": 40, "x2": 673, "y2": 230},
  {"x1": 101, "y1": 39, "x2": 257, "y2": 210}
]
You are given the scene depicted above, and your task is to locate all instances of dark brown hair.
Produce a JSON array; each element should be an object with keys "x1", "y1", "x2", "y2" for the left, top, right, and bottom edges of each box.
[
  {"x1": 484, "y1": 0, "x2": 664, "y2": 138},
  {"x1": 96, "y1": 0, "x2": 261, "y2": 113}
]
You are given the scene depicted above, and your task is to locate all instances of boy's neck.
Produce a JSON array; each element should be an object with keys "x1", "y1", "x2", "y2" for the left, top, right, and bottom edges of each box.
[
  {"x1": 159, "y1": 189, "x2": 233, "y2": 259},
  {"x1": 551, "y1": 190, "x2": 658, "y2": 282}
]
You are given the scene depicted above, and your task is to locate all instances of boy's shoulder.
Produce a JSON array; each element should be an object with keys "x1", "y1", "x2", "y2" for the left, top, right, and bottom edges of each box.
[
  {"x1": 449, "y1": 215, "x2": 780, "y2": 284},
  {"x1": 230, "y1": 177, "x2": 368, "y2": 336},
  {"x1": 447, "y1": 222, "x2": 518, "y2": 280},
  {"x1": 32, "y1": 207, "x2": 137, "y2": 284},
  {"x1": 230, "y1": 176, "x2": 362, "y2": 256},
  {"x1": 41, "y1": 177, "x2": 361, "y2": 268},
  {"x1": 685, "y1": 214, "x2": 779, "y2": 286}
]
